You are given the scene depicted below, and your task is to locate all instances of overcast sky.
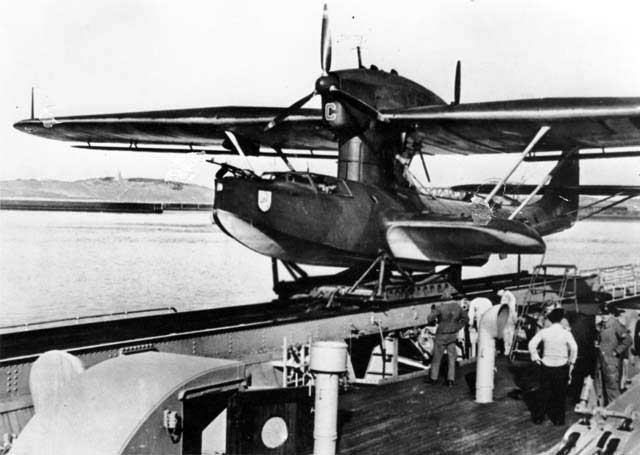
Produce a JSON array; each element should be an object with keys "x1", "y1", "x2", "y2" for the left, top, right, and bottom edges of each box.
[{"x1": 2, "y1": 0, "x2": 639, "y2": 188}]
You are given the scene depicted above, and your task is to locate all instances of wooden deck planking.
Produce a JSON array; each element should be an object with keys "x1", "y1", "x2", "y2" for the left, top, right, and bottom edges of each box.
[{"x1": 337, "y1": 358, "x2": 574, "y2": 455}]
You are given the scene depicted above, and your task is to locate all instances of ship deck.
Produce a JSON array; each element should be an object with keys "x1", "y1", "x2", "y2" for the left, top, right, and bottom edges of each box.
[{"x1": 337, "y1": 357, "x2": 575, "y2": 455}]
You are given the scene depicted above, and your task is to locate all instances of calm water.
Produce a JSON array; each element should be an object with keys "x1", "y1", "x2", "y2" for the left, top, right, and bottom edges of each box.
[{"x1": 0, "y1": 210, "x2": 638, "y2": 326}]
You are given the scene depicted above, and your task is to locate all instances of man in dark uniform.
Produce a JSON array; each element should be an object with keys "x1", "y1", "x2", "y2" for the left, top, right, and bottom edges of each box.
[
  {"x1": 598, "y1": 304, "x2": 632, "y2": 403},
  {"x1": 426, "y1": 290, "x2": 469, "y2": 386}
]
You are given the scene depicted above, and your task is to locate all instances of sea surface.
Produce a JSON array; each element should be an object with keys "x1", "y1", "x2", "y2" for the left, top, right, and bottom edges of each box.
[{"x1": 0, "y1": 210, "x2": 638, "y2": 326}]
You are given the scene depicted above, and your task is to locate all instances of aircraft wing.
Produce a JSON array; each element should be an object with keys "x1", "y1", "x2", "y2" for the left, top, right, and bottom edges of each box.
[
  {"x1": 14, "y1": 97, "x2": 640, "y2": 156},
  {"x1": 450, "y1": 184, "x2": 640, "y2": 197},
  {"x1": 385, "y1": 97, "x2": 640, "y2": 154},
  {"x1": 13, "y1": 106, "x2": 337, "y2": 155}
]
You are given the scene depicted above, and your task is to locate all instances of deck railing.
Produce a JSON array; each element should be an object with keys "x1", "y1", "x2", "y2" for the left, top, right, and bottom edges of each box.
[
  {"x1": 579, "y1": 263, "x2": 640, "y2": 301},
  {"x1": 0, "y1": 306, "x2": 178, "y2": 332}
]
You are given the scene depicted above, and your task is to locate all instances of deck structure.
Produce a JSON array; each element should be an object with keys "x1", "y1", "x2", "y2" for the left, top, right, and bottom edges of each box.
[
  {"x1": 338, "y1": 358, "x2": 574, "y2": 455},
  {"x1": 2, "y1": 265, "x2": 638, "y2": 454}
]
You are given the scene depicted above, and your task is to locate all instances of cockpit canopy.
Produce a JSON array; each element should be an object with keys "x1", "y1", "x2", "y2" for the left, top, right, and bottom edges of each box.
[{"x1": 261, "y1": 172, "x2": 353, "y2": 197}]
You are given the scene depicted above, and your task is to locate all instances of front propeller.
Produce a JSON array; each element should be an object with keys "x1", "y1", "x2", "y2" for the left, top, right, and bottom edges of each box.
[
  {"x1": 320, "y1": 3, "x2": 332, "y2": 76},
  {"x1": 264, "y1": 4, "x2": 383, "y2": 132},
  {"x1": 264, "y1": 90, "x2": 317, "y2": 131}
]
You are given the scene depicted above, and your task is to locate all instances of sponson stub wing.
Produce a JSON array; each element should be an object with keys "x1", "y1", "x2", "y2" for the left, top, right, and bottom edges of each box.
[
  {"x1": 386, "y1": 97, "x2": 640, "y2": 154},
  {"x1": 385, "y1": 218, "x2": 545, "y2": 265}
]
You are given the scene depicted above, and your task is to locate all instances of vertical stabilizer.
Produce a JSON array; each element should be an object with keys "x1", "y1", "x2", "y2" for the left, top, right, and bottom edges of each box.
[{"x1": 527, "y1": 153, "x2": 580, "y2": 236}]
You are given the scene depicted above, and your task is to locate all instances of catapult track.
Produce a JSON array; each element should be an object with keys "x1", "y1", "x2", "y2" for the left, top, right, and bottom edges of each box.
[{"x1": 0, "y1": 271, "x2": 533, "y2": 361}]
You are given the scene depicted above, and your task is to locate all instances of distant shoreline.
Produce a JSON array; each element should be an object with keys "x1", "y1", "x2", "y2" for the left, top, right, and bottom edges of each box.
[
  {"x1": 587, "y1": 214, "x2": 640, "y2": 221},
  {"x1": 1, "y1": 198, "x2": 638, "y2": 219},
  {"x1": 0, "y1": 199, "x2": 212, "y2": 213}
]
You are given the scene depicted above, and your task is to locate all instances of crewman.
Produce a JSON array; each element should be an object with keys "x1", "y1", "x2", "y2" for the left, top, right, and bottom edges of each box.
[
  {"x1": 528, "y1": 308, "x2": 578, "y2": 425},
  {"x1": 597, "y1": 304, "x2": 632, "y2": 403},
  {"x1": 467, "y1": 296, "x2": 493, "y2": 358},
  {"x1": 427, "y1": 290, "x2": 469, "y2": 386},
  {"x1": 458, "y1": 298, "x2": 470, "y2": 359},
  {"x1": 628, "y1": 315, "x2": 640, "y2": 380},
  {"x1": 498, "y1": 289, "x2": 518, "y2": 354},
  {"x1": 393, "y1": 149, "x2": 415, "y2": 187}
]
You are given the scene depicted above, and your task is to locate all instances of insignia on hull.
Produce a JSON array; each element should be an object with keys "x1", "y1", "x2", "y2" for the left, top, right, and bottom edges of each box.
[{"x1": 258, "y1": 190, "x2": 272, "y2": 212}]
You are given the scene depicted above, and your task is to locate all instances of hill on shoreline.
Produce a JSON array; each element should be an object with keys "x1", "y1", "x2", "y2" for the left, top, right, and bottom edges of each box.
[
  {"x1": 0, "y1": 177, "x2": 637, "y2": 214},
  {"x1": 0, "y1": 178, "x2": 213, "y2": 204}
]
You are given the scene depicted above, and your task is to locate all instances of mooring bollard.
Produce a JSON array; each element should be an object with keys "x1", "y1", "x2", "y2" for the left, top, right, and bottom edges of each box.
[{"x1": 310, "y1": 340, "x2": 347, "y2": 455}]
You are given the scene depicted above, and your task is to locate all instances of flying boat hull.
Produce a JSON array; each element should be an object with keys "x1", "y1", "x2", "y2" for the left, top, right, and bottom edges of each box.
[{"x1": 213, "y1": 172, "x2": 547, "y2": 269}]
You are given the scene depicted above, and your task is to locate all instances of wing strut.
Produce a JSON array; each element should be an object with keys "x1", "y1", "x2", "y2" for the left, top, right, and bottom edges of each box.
[
  {"x1": 417, "y1": 147, "x2": 431, "y2": 183},
  {"x1": 224, "y1": 131, "x2": 256, "y2": 173},
  {"x1": 272, "y1": 147, "x2": 296, "y2": 172},
  {"x1": 484, "y1": 126, "x2": 551, "y2": 205},
  {"x1": 508, "y1": 147, "x2": 579, "y2": 220}
]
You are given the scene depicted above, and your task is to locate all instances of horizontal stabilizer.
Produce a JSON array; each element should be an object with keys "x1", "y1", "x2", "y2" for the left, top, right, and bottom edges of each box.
[
  {"x1": 523, "y1": 149, "x2": 640, "y2": 162},
  {"x1": 451, "y1": 184, "x2": 640, "y2": 197}
]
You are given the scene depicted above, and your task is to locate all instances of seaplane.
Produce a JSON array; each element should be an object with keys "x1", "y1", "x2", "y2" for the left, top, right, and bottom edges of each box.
[{"x1": 13, "y1": 5, "x2": 640, "y2": 298}]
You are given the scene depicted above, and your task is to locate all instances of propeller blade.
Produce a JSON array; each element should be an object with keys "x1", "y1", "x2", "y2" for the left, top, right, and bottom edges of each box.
[
  {"x1": 264, "y1": 91, "x2": 316, "y2": 131},
  {"x1": 320, "y1": 4, "x2": 332, "y2": 75},
  {"x1": 273, "y1": 146, "x2": 296, "y2": 172},
  {"x1": 453, "y1": 60, "x2": 461, "y2": 105},
  {"x1": 329, "y1": 87, "x2": 387, "y2": 123},
  {"x1": 30, "y1": 87, "x2": 35, "y2": 120}
]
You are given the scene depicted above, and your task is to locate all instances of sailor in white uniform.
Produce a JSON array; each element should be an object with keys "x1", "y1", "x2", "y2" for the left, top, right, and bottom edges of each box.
[{"x1": 528, "y1": 308, "x2": 578, "y2": 425}]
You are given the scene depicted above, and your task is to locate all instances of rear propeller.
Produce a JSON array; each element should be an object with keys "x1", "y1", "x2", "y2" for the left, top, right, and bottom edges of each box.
[
  {"x1": 264, "y1": 4, "x2": 384, "y2": 132},
  {"x1": 452, "y1": 60, "x2": 461, "y2": 105}
]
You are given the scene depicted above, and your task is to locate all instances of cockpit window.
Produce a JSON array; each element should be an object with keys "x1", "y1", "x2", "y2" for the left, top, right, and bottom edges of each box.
[
  {"x1": 261, "y1": 172, "x2": 312, "y2": 186},
  {"x1": 261, "y1": 172, "x2": 352, "y2": 197},
  {"x1": 312, "y1": 174, "x2": 352, "y2": 197}
]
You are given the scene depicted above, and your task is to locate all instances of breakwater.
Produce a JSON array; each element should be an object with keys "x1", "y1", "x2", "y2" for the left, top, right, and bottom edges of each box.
[{"x1": 0, "y1": 199, "x2": 213, "y2": 213}]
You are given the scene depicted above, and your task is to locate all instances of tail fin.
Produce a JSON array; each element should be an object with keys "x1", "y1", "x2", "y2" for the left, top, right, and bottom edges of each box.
[{"x1": 529, "y1": 153, "x2": 579, "y2": 236}]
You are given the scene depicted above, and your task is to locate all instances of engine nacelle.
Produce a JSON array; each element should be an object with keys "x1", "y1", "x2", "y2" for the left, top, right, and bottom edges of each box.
[{"x1": 320, "y1": 67, "x2": 445, "y2": 188}]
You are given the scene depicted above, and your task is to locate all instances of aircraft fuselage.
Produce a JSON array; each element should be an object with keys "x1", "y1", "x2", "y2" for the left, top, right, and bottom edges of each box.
[
  {"x1": 213, "y1": 172, "x2": 396, "y2": 267},
  {"x1": 212, "y1": 171, "x2": 553, "y2": 269}
]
